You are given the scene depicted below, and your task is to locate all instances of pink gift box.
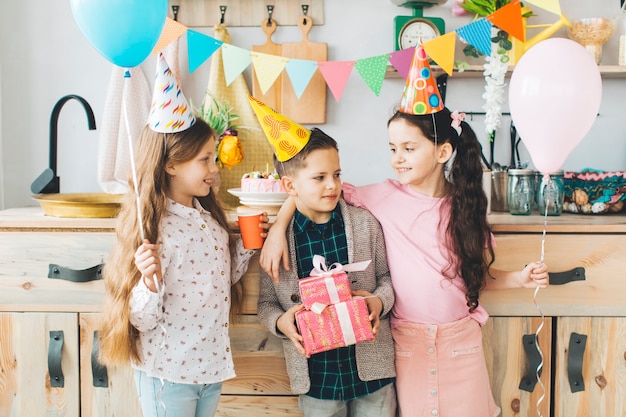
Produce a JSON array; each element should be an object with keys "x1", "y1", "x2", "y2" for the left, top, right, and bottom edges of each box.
[
  {"x1": 298, "y1": 272, "x2": 352, "y2": 310},
  {"x1": 296, "y1": 298, "x2": 375, "y2": 356}
]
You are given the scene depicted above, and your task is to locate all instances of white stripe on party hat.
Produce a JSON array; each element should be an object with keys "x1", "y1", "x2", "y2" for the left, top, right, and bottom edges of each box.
[{"x1": 148, "y1": 53, "x2": 195, "y2": 133}]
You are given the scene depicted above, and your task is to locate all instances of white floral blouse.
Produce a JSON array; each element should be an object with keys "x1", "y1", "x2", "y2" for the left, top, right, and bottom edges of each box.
[{"x1": 129, "y1": 199, "x2": 255, "y2": 384}]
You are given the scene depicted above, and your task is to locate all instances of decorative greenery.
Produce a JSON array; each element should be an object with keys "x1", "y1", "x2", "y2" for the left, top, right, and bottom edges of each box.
[{"x1": 199, "y1": 94, "x2": 240, "y2": 138}]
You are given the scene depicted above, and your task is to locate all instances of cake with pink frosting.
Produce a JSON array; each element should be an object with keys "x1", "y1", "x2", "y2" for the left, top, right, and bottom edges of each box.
[{"x1": 241, "y1": 171, "x2": 285, "y2": 193}]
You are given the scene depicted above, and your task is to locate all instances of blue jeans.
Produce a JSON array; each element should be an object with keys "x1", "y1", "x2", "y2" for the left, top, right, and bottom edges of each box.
[
  {"x1": 299, "y1": 383, "x2": 397, "y2": 417},
  {"x1": 134, "y1": 370, "x2": 223, "y2": 417}
]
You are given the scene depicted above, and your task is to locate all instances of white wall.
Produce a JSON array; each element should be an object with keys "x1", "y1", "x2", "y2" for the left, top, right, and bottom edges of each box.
[{"x1": 1, "y1": 0, "x2": 625, "y2": 209}]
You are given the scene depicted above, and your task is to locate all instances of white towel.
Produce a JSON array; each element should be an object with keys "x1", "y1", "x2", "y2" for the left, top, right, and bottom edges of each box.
[{"x1": 97, "y1": 66, "x2": 151, "y2": 194}]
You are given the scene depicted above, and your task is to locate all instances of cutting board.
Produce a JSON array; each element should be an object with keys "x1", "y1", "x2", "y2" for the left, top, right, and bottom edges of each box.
[
  {"x1": 281, "y1": 15, "x2": 327, "y2": 124},
  {"x1": 251, "y1": 19, "x2": 282, "y2": 110}
]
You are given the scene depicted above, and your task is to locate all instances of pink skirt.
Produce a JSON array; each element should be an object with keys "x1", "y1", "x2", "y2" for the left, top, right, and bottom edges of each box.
[{"x1": 392, "y1": 316, "x2": 500, "y2": 417}]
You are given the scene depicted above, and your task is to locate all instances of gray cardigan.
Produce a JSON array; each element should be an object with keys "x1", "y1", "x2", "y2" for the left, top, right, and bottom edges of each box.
[{"x1": 257, "y1": 199, "x2": 396, "y2": 394}]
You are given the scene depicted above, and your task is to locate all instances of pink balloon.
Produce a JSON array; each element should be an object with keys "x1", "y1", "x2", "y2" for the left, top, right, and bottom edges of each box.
[{"x1": 508, "y1": 38, "x2": 602, "y2": 174}]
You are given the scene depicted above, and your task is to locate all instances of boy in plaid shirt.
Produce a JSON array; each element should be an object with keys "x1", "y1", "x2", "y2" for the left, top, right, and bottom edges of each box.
[{"x1": 254, "y1": 120, "x2": 396, "y2": 417}]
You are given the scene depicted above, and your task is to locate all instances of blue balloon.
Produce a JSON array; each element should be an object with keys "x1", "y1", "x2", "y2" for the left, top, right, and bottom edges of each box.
[{"x1": 70, "y1": 0, "x2": 167, "y2": 68}]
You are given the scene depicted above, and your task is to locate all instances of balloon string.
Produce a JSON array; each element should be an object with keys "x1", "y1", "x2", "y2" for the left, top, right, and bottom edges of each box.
[
  {"x1": 122, "y1": 74, "x2": 167, "y2": 416},
  {"x1": 533, "y1": 174, "x2": 551, "y2": 417}
]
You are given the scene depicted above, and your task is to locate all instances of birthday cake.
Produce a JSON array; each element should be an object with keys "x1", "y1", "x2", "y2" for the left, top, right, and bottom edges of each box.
[{"x1": 241, "y1": 171, "x2": 285, "y2": 193}]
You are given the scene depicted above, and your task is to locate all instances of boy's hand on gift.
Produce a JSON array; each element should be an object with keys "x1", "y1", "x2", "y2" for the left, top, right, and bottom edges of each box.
[
  {"x1": 352, "y1": 290, "x2": 382, "y2": 337},
  {"x1": 520, "y1": 261, "x2": 549, "y2": 289},
  {"x1": 277, "y1": 304, "x2": 308, "y2": 357}
]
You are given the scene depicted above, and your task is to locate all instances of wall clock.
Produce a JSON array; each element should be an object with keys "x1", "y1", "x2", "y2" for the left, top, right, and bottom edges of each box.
[{"x1": 393, "y1": 0, "x2": 446, "y2": 50}]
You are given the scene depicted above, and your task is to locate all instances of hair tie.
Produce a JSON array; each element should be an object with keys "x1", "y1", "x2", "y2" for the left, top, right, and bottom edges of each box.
[{"x1": 450, "y1": 110, "x2": 466, "y2": 135}]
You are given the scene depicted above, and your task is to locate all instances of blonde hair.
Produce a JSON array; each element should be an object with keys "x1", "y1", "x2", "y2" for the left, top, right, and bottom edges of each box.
[{"x1": 99, "y1": 119, "x2": 241, "y2": 366}]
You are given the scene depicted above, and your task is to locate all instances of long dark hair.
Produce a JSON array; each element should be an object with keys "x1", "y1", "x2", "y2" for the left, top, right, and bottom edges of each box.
[{"x1": 388, "y1": 108, "x2": 495, "y2": 312}]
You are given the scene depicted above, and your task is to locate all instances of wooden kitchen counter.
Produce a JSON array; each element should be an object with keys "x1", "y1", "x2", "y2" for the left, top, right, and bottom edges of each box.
[{"x1": 1, "y1": 207, "x2": 625, "y2": 417}]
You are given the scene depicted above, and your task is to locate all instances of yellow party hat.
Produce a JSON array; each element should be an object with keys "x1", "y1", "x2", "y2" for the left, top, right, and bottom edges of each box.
[
  {"x1": 248, "y1": 95, "x2": 310, "y2": 162},
  {"x1": 399, "y1": 43, "x2": 444, "y2": 115}
]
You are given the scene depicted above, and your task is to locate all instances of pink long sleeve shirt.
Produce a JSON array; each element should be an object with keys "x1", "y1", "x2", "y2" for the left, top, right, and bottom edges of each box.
[{"x1": 343, "y1": 180, "x2": 489, "y2": 326}]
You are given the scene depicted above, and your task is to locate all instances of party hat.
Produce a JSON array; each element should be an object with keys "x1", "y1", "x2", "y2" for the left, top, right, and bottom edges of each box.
[
  {"x1": 148, "y1": 53, "x2": 195, "y2": 133},
  {"x1": 398, "y1": 43, "x2": 444, "y2": 115},
  {"x1": 248, "y1": 95, "x2": 310, "y2": 162}
]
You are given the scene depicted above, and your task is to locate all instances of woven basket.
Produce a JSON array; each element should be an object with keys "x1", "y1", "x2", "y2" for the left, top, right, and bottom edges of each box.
[{"x1": 563, "y1": 169, "x2": 626, "y2": 214}]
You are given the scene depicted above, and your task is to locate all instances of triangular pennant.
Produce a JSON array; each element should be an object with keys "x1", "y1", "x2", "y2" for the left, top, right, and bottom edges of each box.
[
  {"x1": 152, "y1": 17, "x2": 188, "y2": 55},
  {"x1": 424, "y1": 32, "x2": 456, "y2": 76},
  {"x1": 354, "y1": 53, "x2": 390, "y2": 96},
  {"x1": 524, "y1": 0, "x2": 561, "y2": 16},
  {"x1": 487, "y1": 0, "x2": 525, "y2": 42},
  {"x1": 389, "y1": 47, "x2": 415, "y2": 79},
  {"x1": 317, "y1": 61, "x2": 355, "y2": 102},
  {"x1": 187, "y1": 30, "x2": 222, "y2": 73},
  {"x1": 251, "y1": 52, "x2": 288, "y2": 95},
  {"x1": 221, "y1": 44, "x2": 252, "y2": 86},
  {"x1": 284, "y1": 59, "x2": 319, "y2": 99},
  {"x1": 456, "y1": 18, "x2": 493, "y2": 56}
]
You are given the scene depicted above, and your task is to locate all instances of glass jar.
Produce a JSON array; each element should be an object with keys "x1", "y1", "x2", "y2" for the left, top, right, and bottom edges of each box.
[
  {"x1": 507, "y1": 169, "x2": 534, "y2": 215},
  {"x1": 536, "y1": 171, "x2": 565, "y2": 216}
]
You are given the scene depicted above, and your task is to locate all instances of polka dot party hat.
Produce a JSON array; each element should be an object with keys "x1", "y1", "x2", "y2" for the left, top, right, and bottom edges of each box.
[
  {"x1": 248, "y1": 95, "x2": 310, "y2": 162},
  {"x1": 148, "y1": 53, "x2": 195, "y2": 133},
  {"x1": 398, "y1": 43, "x2": 444, "y2": 115}
]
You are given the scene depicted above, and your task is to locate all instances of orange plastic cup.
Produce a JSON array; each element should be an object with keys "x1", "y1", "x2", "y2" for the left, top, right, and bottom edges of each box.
[{"x1": 238, "y1": 212, "x2": 264, "y2": 249}]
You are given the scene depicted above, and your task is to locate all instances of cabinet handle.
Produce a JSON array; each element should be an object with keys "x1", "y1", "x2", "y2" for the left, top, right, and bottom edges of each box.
[
  {"x1": 567, "y1": 332, "x2": 587, "y2": 393},
  {"x1": 548, "y1": 267, "x2": 585, "y2": 285},
  {"x1": 91, "y1": 330, "x2": 109, "y2": 388},
  {"x1": 48, "y1": 330, "x2": 65, "y2": 388},
  {"x1": 519, "y1": 334, "x2": 542, "y2": 392},
  {"x1": 48, "y1": 263, "x2": 103, "y2": 282}
]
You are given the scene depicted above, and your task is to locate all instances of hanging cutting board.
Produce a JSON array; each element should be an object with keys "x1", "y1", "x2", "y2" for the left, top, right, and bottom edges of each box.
[
  {"x1": 281, "y1": 15, "x2": 327, "y2": 124},
  {"x1": 251, "y1": 19, "x2": 282, "y2": 110}
]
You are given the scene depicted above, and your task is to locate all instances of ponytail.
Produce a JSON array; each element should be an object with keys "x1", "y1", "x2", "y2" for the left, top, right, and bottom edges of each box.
[{"x1": 445, "y1": 119, "x2": 494, "y2": 312}]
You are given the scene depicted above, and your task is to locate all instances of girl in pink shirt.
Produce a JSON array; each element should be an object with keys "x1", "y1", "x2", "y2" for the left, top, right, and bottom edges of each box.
[{"x1": 260, "y1": 107, "x2": 549, "y2": 417}]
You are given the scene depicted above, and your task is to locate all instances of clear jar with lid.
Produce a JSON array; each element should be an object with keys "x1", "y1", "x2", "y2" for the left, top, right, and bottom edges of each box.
[
  {"x1": 507, "y1": 169, "x2": 535, "y2": 215},
  {"x1": 536, "y1": 171, "x2": 565, "y2": 216}
]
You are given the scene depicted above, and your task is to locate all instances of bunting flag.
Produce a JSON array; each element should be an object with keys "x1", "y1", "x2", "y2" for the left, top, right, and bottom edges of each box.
[
  {"x1": 455, "y1": 18, "x2": 493, "y2": 56},
  {"x1": 424, "y1": 32, "x2": 457, "y2": 76},
  {"x1": 285, "y1": 59, "x2": 319, "y2": 99},
  {"x1": 251, "y1": 52, "x2": 288, "y2": 94},
  {"x1": 525, "y1": 0, "x2": 562, "y2": 16},
  {"x1": 318, "y1": 61, "x2": 355, "y2": 102},
  {"x1": 187, "y1": 30, "x2": 222, "y2": 73},
  {"x1": 487, "y1": 0, "x2": 525, "y2": 42},
  {"x1": 145, "y1": 0, "x2": 564, "y2": 102},
  {"x1": 355, "y1": 53, "x2": 391, "y2": 96},
  {"x1": 389, "y1": 47, "x2": 416, "y2": 80},
  {"x1": 152, "y1": 17, "x2": 188, "y2": 55},
  {"x1": 222, "y1": 44, "x2": 252, "y2": 86}
]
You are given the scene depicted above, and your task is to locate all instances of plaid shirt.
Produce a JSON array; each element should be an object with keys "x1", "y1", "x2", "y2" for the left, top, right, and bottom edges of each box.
[{"x1": 293, "y1": 207, "x2": 394, "y2": 400}]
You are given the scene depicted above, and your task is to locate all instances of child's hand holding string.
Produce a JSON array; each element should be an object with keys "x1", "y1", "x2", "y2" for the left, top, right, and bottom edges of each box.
[
  {"x1": 135, "y1": 239, "x2": 162, "y2": 293},
  {"x1": 520, "y1": 261, "x2": 549, "y2": 289}
]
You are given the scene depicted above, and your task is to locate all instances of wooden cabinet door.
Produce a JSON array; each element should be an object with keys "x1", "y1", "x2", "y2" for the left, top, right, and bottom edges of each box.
[
  {"x1": 0, "y1": 312, "x2": 80, "y2": 417},
  {"x1": 483, "y1": 317, "x2": 552, "y2": 417},
  {"x1": 79, "y1": 313, "x2": 143, "y2": 417},
  {"x1": 554, "y1": 317, "x2": 626, "y2": 417}
]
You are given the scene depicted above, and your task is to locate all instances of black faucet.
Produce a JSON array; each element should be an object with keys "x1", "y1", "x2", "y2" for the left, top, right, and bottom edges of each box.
[{"x1": 31, "y1": 94, "x2": 97, "y2": 194}]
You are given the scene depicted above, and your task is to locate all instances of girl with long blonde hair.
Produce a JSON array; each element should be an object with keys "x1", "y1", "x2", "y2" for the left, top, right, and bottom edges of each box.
[{"x1": 99, "y1": 54, "x2": 267, "y2": 417}]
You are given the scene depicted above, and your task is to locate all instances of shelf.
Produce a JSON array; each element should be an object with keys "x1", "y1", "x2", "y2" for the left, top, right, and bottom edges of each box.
[{"x1": 385, "y1": 65, "x2": 626, "y2": 79}]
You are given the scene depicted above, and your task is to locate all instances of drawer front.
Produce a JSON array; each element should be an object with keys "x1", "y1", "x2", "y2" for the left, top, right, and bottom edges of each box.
[
  {"x1": 0, "y1": 232, "x2": 114, "y2": 311},
  {"x1": 482, "y1": 234, "x2": 626, "y2": 316}
]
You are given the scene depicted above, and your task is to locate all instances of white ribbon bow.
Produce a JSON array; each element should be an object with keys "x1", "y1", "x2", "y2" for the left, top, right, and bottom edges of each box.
[{"x1": 309, "y1": 254, "x2": 371, "y2": 278}]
